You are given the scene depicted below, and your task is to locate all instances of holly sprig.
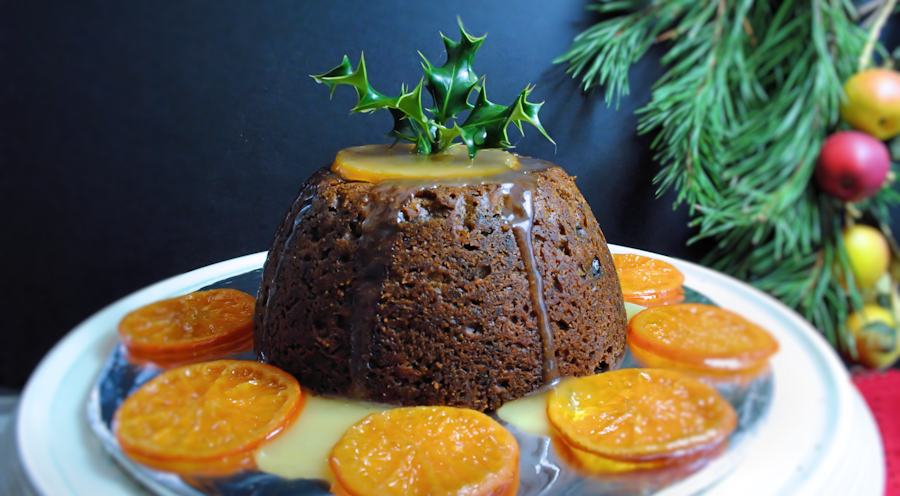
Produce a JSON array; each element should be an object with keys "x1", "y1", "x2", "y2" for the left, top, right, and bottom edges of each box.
[{"x1": 311, "y1": 19, "x2": 554, "y2": 158}]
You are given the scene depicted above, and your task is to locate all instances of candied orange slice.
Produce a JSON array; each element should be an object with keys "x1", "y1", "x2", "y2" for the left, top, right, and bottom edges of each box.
[
  {"x1": 613, "y1": 254, "x2": 685, "y2": 306},
  {"x1": 628, "y1": 286, "x2": 686, "y2": 307},
  {"x1": 554, "y1": 433, "x2": 726, "y2": 475},
  {"x1": 552, "y1": 435, "x2": 669, "y2": 474},
  {"x1": 126, "y1": 333, "x2": 254, "y2": 367},
  {"x1": 547, "y1": 369, "x2": 736, "y2": 462},
  {"x1": 628, "y1": 304, "x2": 779, "y2": 370},
  {"x1": 629, "y1": 339, "x2": 770, "y2": 383},
  {"x1": 329, "y1": 406, "x2": 519, "y2": 496},
  {"x1": 119, "y1": 289, "x2": 255, "y2": 366},
  {"x1": 330, "y1": 482, "x2": 354, "y2": 496},
  {"x1": 333, "y1": 144, "x2": 518, "y2": 183},
  {"x1": 114, "y1": 360, "x2": 304, "y2": 475}
]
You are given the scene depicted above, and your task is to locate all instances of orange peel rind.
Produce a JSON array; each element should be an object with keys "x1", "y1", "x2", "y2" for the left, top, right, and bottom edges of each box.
[
  {"x1": 613, "y1": 254, "x2": 686, "y2": 307},
  {"x1": 329, "y1": 406, "x2": 519, "y2": 496},
  {"x1": 118, "y1": 289, "x2": 256, "y2": 366},
  {"x1": 114, "y1": 360, "x2": 304, "y2": 476},
  {"x1": 547, "y1": 369, "x2": 737, "y2": 463},
  {"x1": 627, "y1": 303, "x2": 779, "y2": 370}
]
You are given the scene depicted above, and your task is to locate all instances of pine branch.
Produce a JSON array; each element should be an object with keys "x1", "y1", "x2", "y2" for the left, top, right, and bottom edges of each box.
[
  {"x1": 553, "y1": 1, "x2": 694, "y2": 107},
  {"x1": 859, "y1": 0, "x2": 898, "y2": 69},
  {"x1": 558, "y1": 0, "x2": 894, "y2": 349}
]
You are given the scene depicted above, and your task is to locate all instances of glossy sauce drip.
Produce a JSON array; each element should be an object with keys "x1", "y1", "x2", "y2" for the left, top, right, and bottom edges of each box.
[
  {"x1": 500, "y1": 180, "x2": 558, "y2": 385},
  {"x1": 257, "y1": 189, "x2": 317, "y2": 363},
  {"x1": 254, "y1": 395, "x2": 388, "y2": 480},
  {"x1": 335, "y1": 151, "x2": 560, "y2": 395},
  {"x1": 347, "y1": 184, "x2": 416, "y2": 398}
]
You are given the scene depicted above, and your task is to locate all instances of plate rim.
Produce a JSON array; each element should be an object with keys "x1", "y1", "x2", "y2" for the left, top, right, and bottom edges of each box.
[
  {"x1": 618, "y1": 246, "x2": 855, "y2": 495},
  {"x1": 14, "y1": 247, "x2": 879, "y2": 495},
  {"x1": 17, "y1": 252, "x2": 268, "y2": 496}
]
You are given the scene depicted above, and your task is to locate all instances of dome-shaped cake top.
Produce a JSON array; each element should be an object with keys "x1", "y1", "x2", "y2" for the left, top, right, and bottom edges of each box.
[{"x1": 254, "y1": 20, "x2": 625, "y2": 412}]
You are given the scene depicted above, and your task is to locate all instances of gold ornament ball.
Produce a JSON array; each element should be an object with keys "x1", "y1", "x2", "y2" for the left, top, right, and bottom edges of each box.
[
  {"x1": 847, "y1": 304, "x2": 899, "y2": 369},
  {"x1": 844, "y1": 224, "x2": 890, "y2": 290},
  {"x1": 841, "y1": 68, "x2": 900, "y2": 141}
]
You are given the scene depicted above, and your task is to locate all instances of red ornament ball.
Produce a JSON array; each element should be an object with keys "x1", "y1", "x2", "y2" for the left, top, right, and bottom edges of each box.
[{"x1": 815, "y1": 131, "x2": 890, "y2": 202}]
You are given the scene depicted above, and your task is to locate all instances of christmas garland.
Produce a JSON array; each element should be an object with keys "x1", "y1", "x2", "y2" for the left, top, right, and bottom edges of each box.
[{"x1": 559, "y1": 0, "x2": 900, "y2": 365}]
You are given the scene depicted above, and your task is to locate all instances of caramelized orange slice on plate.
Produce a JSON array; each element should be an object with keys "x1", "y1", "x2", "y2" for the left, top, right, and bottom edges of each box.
[
  {"x1": 114, "y1": 360, "x2": 304, "y2": 475},
  {"x1": 329, "y1": 406, "x2": 519, "y2": 496},
  {"x1": 634, "y1": 286, "x2": 685, "y2": 307},
  {"x1": 613, "y1": 254, "x2": 685, "y2": 306},
  {"x1": 629, "y1": 339, "x2": 771, "y2": 384},
  {"x1": 552, "y1": 435, "x2": 670, "y2": 474},
  {"x1": 628, "y1": 303, "x2": 779, "y2": 371},
  {"x1": 118, "y1": 289, "x2": 255, "y2": 366},
  {"x1": 126, "y1": 333, "x2": 255, "y2": 368},
  {"x1": 554, "y1": 433, "x2": 727, "y2": 475},
  {"x1": 547, "y1": 369, "x2": 736, "y2": 462}
]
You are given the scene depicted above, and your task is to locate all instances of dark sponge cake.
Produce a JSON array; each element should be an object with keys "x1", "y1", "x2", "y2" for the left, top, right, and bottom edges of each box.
[{"x1": 254, "y1": 162, "x2": 627, "y2": 411}]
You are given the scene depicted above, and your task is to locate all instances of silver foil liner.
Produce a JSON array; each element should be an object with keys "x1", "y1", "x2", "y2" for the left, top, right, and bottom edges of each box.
[{"x1": 86, "y1": 269, "x2": 773, "y2": 496}]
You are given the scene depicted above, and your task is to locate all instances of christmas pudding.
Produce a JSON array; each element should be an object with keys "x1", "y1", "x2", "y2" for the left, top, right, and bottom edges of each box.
[
  {"x1": 90, "y1": 21, "x2": 777, "y2": 495},
  {"x1": 253, "y1": 23, "x2": 627, "y2": 411},
  {"x1": 254, "y1": 145, "x2": 626, "y2": 411}
]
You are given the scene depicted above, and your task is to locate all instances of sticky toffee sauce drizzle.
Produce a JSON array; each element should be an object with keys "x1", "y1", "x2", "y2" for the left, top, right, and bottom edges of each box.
[
  {"x1": 500, "y1": 177, "x2": 559, "y2": 385},
  {"x1": 346, "y1": 184, "x2": 416, "y2": 398},
  {"x1": 340, "y1": 159, "x2": 560, "y2": 397}
]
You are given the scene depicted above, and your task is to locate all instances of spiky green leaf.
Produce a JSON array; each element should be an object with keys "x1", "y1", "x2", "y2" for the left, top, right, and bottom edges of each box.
[
  {"x1": 312, "y1": 21, "x2": 553, "y2": 158},
  {"x1": 311, "y1": 54, "x2": 394, "y2": 112},
  {"x1": 311, "y1": 54, "x2": 432, "y2": 148},
  {"x1": 452, "y1": 82, "x2": 555, "y2": 157},
  {"x1": 419, "y1": 19, "x2": 484, "y2": 123}
]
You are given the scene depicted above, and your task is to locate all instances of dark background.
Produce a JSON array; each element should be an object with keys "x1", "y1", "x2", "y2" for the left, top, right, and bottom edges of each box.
[{"x1": 1, "y1": 1, "x2": 897, "y2": 389}]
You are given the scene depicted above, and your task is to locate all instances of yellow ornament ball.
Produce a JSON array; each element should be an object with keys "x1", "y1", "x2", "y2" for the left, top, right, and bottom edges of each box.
[
  {"x1": 843, "y1": 224, "x2": 890, "y2": 290},
  {"x1": 847, "y1": 304, "x2": 899, "y2": 369},
  {"x1": 841, "y1": 68, "x2": 900, "y2": 140}
]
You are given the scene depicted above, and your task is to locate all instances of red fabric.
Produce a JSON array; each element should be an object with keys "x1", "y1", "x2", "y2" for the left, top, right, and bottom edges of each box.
[{"x1": 853, "y1": 370, "x2": 900, "y2": 496}]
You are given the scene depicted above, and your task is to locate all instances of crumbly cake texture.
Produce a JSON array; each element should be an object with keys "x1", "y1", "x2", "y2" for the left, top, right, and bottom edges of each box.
[{"x1": 254, "y1": 165, "x2": 627, "y2": 411}]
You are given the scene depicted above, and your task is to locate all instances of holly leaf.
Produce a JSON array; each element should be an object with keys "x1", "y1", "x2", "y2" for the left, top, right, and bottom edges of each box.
[
  {"x1": 312, "y1": 55, "x2": 431, "y2": 148},
  {"x1": 419, "y1": 18, "x2": 484, "y2": 124},
  {"x1": 311, "y1": 53, "x2": 394, "y2": 112},
  {"x1": 505, "y1": 85, "x2": 554, "y2": 147},
  {"x1": 436, "y1": 123, "x2": 484, "y2": 155},
  {"x1": 394, "y1": 79, "x2": 434, "y2": 154},
  {"x1": 389, "y1": 108, "x2": 417, "y2": 143},
  {"x1": 312, "y1": 22, "x2": 553, "y2": 158},
  {"x1": 451, "y1": 81, "x2": 555, "y2": 157}
]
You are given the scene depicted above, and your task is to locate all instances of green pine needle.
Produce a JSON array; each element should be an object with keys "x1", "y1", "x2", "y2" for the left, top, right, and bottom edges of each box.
[{"x1": 558, "y1": 0, "x2": 898, "y2": 351}]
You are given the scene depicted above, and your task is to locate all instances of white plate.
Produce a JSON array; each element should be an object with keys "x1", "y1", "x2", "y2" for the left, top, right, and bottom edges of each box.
[{"x1": 16, "y1": 247, "x2": 885, "y2": 495}]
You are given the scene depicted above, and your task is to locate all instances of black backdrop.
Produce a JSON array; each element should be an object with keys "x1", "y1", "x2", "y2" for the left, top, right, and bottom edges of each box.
[{"x1": 2, "y1": 1, "x2": 897, "y2": 389}]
